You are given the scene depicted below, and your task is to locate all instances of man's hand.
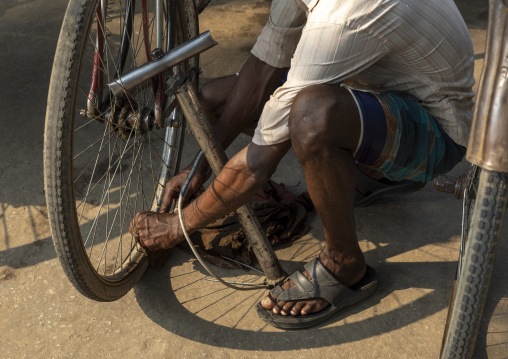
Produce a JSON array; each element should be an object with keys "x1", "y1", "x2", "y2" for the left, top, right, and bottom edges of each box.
[
  {"x1": 129, "y1": 211, "x2": 183, "y2": 251},
  {"x1": 159, "y1": 169, "x2": 207, "y2": 213}
]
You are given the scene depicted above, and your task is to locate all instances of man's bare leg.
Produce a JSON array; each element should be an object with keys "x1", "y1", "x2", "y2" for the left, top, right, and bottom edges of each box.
[
  {"x1": 198, "y1": 75, "x2": 237, "y2": 125},
  {"x1": 261, "y1": 85, "x2": 366, "y2": 316},
  {"x1": 199, "y1": 74, "x2": 259, "y2": 137}
]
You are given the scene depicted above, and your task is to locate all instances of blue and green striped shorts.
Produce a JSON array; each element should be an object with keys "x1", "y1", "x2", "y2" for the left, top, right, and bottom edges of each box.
[{"x1": 348, "y1": 89, "x2": 466, "y2": 183}]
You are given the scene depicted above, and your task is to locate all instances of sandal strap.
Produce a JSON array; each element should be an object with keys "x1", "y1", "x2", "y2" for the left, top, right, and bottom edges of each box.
[{"x1": 269, "y1": 258, "x2": 355, "y2": 306}]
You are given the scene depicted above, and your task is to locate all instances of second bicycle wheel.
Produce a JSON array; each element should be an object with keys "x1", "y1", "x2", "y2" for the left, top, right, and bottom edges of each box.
[
  {"x1": 44, "y1": 0, "x2": 199, "y2": 301},
  {"x1": 440, "y1": 169, "x2": 508, "y2": 358}
]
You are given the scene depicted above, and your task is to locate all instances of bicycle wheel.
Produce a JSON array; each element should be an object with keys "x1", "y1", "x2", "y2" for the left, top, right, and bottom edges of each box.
[
  {"x1": 440, "y1": 169, "x2": 508, "y2": 358},
  {"x1": 44, "y1": 0, "x2": 199, "y2": 301}
]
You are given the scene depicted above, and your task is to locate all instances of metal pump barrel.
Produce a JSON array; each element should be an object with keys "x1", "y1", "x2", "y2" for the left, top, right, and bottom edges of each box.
[{"x1": 107, "y1": 31, "x2": 217, "y2": 97}]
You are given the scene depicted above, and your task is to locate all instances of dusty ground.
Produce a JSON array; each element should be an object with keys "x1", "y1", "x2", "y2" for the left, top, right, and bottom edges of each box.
[{"x1": 0, "y1": 0, "x2": 507, "y2": 358}]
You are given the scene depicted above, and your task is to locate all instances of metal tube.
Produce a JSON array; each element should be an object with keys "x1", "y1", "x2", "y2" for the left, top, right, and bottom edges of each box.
[
  {"x1": 466, "y1": 0, "x2": 508, "y2": 172},
  {"x1": 169, "y1": 74, "x2": 287, "y2": 284},
  {"x1": 151, "y1": 125, "x2": 177, "y2": 212},
  {"x1": 156, "y1": 0, "x2": 163, "y2": 49},
  {"x1": 151, "y1": 109, "x2": 183, "y2": 212},
  {"x1": 108, "y1": 31, "x2": 217, "y2": 97}
]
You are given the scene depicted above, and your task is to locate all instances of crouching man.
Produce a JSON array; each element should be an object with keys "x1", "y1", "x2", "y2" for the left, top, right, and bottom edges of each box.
[{"x1": 131, "y1": 0, "x2": 474, "y2": 329}]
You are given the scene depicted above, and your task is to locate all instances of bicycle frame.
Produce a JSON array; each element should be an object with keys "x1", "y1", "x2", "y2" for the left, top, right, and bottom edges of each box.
[
  {"x1": 467, "y1": 0, "x2": 508, "y2": 173},
  {"x1": 439, "y1": 1, "x2": 508, "y2": 356},
  {"x1": 87, "y1": 0, "x2": 171, "y2": 124}
]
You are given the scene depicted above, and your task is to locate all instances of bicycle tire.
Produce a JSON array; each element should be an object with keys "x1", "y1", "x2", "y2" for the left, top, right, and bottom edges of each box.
[
  {"x1": 44, "y1": 0, "x2": 199, "y2": 301},
  {"x1": 440, "y1": 165, "x2": 479, "y2": 350},
  {"x1": 440, "y1": 169, "x2": 508, "y2": 358}
]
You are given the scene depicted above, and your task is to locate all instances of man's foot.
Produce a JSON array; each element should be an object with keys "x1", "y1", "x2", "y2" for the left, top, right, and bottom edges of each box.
[
  {"x1": 129, "y1": 211, "x2": 183, "y2": 251},
  {"x1": 256, "y1": 253, "x2": 378, "y2": 330},
  {"x1": 260, "y1": 249, "x2": 366, "y2": 316}
]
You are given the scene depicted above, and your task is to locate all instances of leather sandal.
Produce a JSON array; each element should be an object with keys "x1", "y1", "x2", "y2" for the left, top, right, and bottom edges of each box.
[{"x1": 256, "y1": 258, "x2": 378, "y2": 330}]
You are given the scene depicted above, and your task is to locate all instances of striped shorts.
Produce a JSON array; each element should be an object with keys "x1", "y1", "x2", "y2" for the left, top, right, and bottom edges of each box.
[{"x1": 348, "y1": 89, "x2": 466, "y2": 183}]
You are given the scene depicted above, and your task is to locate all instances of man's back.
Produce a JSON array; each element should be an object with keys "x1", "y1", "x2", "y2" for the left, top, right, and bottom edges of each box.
[
  {"x1": 252, "y1": 0, "x2": 475, "y2": 147},
  {"x1": 340, "y1": 0, "x2": 475, "y2": 145}
]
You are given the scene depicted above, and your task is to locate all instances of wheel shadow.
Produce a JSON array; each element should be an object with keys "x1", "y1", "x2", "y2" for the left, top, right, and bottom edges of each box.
[
  {"x1": 134, "y1": 251, "x2": 457, "y2": 351},
  {"x1": 133, "y1": 183, "x2": 466, "y2": 352}
]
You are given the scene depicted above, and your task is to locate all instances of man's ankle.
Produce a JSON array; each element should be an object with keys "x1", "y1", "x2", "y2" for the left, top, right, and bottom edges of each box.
[{"x1": 318, "y1": 248, "x2": 366, "y2": 287}]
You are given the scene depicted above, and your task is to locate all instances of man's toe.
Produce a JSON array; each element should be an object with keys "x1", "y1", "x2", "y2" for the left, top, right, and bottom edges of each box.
[
  {"x1": 281, "y1": 301, "x2": 296, "y2": 316},
  {"x1": 290, "y1": 301, "x2": 306, "y2": 316},
  {"x1": 261, "y1": 295, "x2": 276, "y2": 310},
  {"x1": 272, "y1": 300, "x2": 287, "y2": 315},
  {"x1": 299, "y1": 302, "x2": 315, "y2": 316}
]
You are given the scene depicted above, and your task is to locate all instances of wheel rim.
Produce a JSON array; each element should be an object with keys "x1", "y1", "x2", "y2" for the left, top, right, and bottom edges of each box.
[{"x1": 71, "y1": 0, "x2": 186, "y2": 282}]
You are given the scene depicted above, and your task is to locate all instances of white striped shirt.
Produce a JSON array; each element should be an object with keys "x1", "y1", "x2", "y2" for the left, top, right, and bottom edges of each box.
[{"x1": 251, "y1": 0, "x2": 475, "y2": 147}]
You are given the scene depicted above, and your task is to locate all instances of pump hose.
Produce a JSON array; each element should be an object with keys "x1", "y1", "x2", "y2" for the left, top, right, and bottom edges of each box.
[{"x1": 177, "y1": 151, "x2": 269, "y2": 290}]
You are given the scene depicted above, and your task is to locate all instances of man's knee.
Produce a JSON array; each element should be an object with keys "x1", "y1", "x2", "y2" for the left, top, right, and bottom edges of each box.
[{"x1": 288, "y1": 85, "x2": 360, "y2": 157}]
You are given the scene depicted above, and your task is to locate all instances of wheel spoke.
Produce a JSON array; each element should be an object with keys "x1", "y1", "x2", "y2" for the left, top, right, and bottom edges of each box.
[
  {"x1": 85, "y1": 128, "x2": 144, "y2": 249},
  {"x1": 79, "y1": 1, "x2": 164, "y2": 269},
  {"x1": 76, "y1": 134, "x2": 141, "y2": 212}
]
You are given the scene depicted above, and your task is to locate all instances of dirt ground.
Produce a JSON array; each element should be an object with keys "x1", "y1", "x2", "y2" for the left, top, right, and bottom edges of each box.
[{"x1": 0, "y1": 0, "x2": 507, "y2": 358}]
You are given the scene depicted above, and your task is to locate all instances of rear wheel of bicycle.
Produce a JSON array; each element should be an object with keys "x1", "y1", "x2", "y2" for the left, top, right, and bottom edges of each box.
[
  {"x1": 440, "y1": 169, "x2": 508, "y2": 358},
  {"x1": 44, "y1": 0, "x2": 199, "y2": 301}
]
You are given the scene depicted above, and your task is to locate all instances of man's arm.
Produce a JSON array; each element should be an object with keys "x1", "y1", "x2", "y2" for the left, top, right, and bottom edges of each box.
[
  {"x1": 159, "y1": 56, "x2": 288, "y2": 212},
  {"x1": 182, "y1": 141, "x2": 291, "y2": 233},
  {"x1": 134, "y1": 140, "x2": 291, "y2": 251}
]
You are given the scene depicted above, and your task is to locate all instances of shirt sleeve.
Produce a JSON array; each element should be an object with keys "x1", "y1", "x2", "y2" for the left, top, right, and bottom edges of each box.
[
  {"x1": 250, "y1": 0, "x2": 307, "y2": 68},
  {"x1": 253, "y1": 21, "x2": 389, "y2": 146}
]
